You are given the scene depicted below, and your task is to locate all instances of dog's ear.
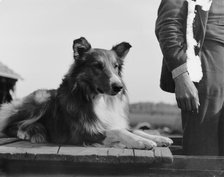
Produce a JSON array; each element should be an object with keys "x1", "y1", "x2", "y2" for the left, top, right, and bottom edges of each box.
[
  {"x1": 112, "y1": 42, "x2": 132, "y2": 60},
  {"x1": 73, "y1": 37, "x2": 91, "y2": 59}
]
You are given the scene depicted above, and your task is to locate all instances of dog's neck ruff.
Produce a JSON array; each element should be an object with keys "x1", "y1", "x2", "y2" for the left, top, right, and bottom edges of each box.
[
  {"x1": 93, "y1": 93, "x2": 129, "y2": 132},
  {"x1": 186, "y1": 0, "x2": 212, "y2": 82}
]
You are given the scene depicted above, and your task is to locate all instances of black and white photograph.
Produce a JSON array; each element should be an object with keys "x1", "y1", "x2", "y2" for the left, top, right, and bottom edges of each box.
[{"x1": 0, "y1": 0, "x2": 222, "y2": 176}]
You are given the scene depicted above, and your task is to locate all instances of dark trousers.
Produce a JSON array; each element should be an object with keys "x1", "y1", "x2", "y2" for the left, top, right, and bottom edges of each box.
[{"x1": 182, "y1": 40, "x2": 224, "y2": 156}]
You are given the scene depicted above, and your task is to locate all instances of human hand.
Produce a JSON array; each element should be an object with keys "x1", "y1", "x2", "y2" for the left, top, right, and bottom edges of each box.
[{"x1": 174, "y1": 72, "x2": 200, "y2": 112}]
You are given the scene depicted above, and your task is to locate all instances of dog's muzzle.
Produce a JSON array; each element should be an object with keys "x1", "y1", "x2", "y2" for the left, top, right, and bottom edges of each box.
[
  {"x1": 109, "y1": 74, "x2": 123, "y2": 95},
  {"x1": 111, "y1": 82, "x2": 123, "y2": 95}
]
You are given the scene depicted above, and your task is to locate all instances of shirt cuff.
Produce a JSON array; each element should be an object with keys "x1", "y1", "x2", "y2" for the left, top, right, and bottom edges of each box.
[{"x1": 172, "y1": 63, "x2": 188, "y2": 79}]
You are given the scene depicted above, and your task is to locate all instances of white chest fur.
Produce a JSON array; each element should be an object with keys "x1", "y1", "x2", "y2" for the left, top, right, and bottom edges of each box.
[{"x1": 93, "y1": 93, "x2": 129, "y2": 130}]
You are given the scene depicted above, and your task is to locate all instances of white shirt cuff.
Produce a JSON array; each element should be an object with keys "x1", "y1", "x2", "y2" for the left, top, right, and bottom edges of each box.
[{"x1": 172, "y1": 63, "x2": 188, "y2": 79}]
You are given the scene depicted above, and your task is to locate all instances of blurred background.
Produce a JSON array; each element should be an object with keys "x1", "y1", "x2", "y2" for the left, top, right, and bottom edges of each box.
[{"x1": 0, "y1": 0, "x2": 181, "y2": 135}]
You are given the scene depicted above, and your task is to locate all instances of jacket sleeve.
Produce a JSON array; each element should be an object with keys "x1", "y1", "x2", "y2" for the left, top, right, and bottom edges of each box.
[{"x1": 155, "y1": 0, "x2": 188, "y2": 72}]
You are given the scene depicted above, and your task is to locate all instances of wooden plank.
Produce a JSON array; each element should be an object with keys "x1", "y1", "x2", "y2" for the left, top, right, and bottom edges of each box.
[
  {"x1": 133, "y1": 149, "x2": 155, "y2": 164},
  {"x1": 153, "y1": 147, "x2": 173, "y2": 164},
  {"x1": 107, "y1": 148, "x2": 134, "y2": 163},
  {"x1": 106, "y1": 148, "x2": 133, "y2": 157},
  {"x1": 0, "y1": 137, "x2": 20, "y2": 145},
  {"x1": 0, "y1": 140, "x2": 172, "y2": 165},
  {"x1": 1, "y1": 160, "x2": 180, "y2": 177},
  {"x1": 58, "y1": 146, "x2": 109, "y2": 156},
  {"x1": 58, "y1": 146, "x2": 109, "y2": 163},
  {"x1": 0, "y1": 141, "x2": 59, "y2": 153},
  {"x1": 4, "y1": 157, "x2": 224, "y2": 176},
  {"x1": 59, "y1": 146, "x2": 172, "y2": 165},
  {"x1": 0, "y1": 141, "x2": 59, "y2": 161},
  {"x1": 160, "y1": 147, "x2": 173, "y2": 163},
  {"x1": 58, "y1": 146, "x2": 162, "y2": 165},
  {"x1": 58, "y1": 146, "x2": 136, "y2": 164},
  {"x1": 153, "y1": 147, "x2": 162, "y2": 163}
]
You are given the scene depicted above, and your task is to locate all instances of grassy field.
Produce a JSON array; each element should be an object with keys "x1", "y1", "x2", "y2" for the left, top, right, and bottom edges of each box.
[
  {"x1": 128, "y1": 102, "x2": 182, "y2": 134},
  {"x1": 129, "y1": 112, "x2": 182, "y2": 134}
]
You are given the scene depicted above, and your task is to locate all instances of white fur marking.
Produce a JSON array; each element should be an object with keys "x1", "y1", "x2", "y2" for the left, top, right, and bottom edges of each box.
[
  {"x1": 93, "y1": 93, "x2": 129, "y2": 131},
  {"x1": 110, "y1": 74, "x2": 122, "y2": 85}
]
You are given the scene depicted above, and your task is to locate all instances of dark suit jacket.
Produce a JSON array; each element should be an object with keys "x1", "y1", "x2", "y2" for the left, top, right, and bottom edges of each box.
[{"x1": 155, "y1": 0, "x2": 210, "y2": 93}]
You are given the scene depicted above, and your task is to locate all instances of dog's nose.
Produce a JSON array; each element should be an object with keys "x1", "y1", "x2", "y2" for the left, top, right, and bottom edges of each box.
[{"x1": 111, "y1": 82, "x2": 123, "y2": 94}]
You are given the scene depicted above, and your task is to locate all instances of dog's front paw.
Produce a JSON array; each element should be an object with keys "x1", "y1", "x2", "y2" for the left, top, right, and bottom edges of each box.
[
  {"x1": 132, "y1": 130, "x2": 173, "y2": 147},
  {"x1": 30, "y1": 133, "x2": 47, "y2": 144},
  {"x1": 129, "y1": 138, "x2": 157, "y2": 150},
  {"x1": 153, "y1": 136, "x2": 173, "y2": 147},
  {"x1": 17, "y1": 123, "x2": 47, "y2": 143},
  {"x1": 17, "y1": 128, "x2": 47, "y2": 143},
  {"x1": 17, "y1": 129, "x2": 30, "y2": 140},
  {"x1": 104, "y1": 129, "x2": 158, "y2": 150}
]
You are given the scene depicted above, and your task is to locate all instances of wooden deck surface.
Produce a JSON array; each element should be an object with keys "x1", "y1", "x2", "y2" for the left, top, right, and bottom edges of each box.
[
  {"x1": 1, "y1": 138, "x2": 224, "y2": 176},
  {"x1": 0, "y1": 137, "x2": 173, "y2": 165}
]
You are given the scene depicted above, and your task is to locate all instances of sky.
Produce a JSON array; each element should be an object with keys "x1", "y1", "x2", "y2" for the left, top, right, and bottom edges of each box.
[{"x1": 0, "y1": 0, "x2": 176, "y2": 104}]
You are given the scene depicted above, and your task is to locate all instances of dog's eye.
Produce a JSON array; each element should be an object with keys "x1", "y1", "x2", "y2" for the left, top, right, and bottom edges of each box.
[{"x1": 93, "y1": 62, "x2": 103, "y2": 70}]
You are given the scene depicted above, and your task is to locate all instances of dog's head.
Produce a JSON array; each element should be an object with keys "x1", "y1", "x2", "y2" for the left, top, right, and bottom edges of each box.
[{"x1": 71, "y1": 37, "x2": 131, "y2": 96}]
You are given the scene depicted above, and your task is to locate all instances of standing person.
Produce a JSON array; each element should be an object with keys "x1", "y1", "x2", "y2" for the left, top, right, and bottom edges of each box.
[{"x1": 155, "y1": 0, "x2": 224, "y2": 155}]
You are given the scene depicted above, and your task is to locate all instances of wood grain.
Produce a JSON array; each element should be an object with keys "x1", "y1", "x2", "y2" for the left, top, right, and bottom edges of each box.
[{"x1": 0, "y1": 140, "x2": 173, "y2": 164}]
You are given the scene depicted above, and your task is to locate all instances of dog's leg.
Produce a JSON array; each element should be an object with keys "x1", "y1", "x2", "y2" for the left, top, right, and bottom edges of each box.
[
  {"x1": 17, "y1": 123, "x2": 47, "y2": 143},
  {"x1": 132, "y1": 130, "x2": 173, "y2": 147},
  {"x1": 103, "y1": 129, "x2": 157, "y2": 149}
]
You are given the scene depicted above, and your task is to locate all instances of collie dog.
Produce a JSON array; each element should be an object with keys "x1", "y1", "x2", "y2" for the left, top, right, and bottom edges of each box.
[{"x1": 0, "y1": 37, "x2": 172, "y2": 149}]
